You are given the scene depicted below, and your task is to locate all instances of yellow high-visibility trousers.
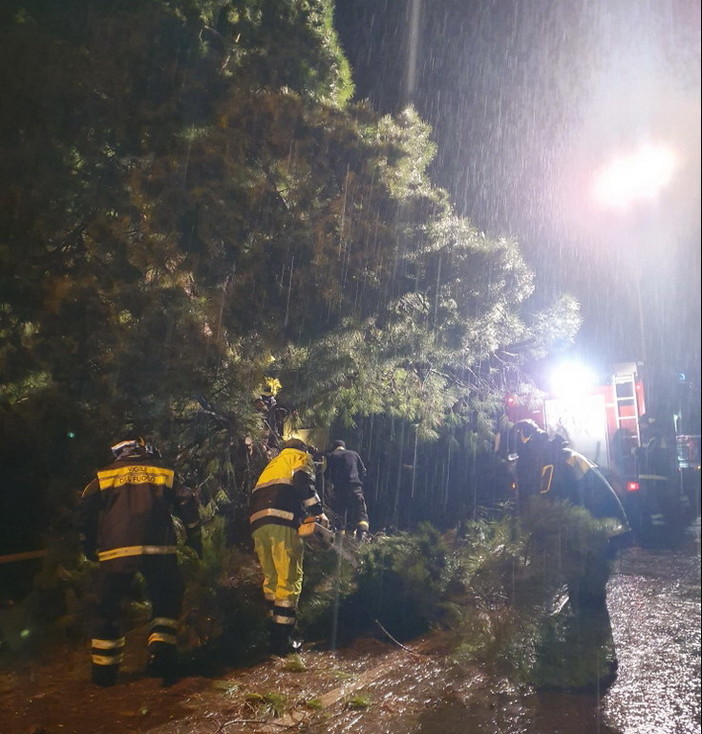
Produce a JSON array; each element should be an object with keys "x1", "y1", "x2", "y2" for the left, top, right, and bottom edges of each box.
[{"x1": 252, "y1": 524, "x2": 304, "y2": 625}]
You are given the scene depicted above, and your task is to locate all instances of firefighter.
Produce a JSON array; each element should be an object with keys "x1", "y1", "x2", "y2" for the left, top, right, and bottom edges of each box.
[
  {"x1": 254, "y1": 376, "x2": 285, "y2": 456},
  {"x1": 249, "y1": 438, "x2": 328, "y2": 656},
  {"x1": 323, "y1": 440, "x2": 370, "y2": 540},
  {"x1": 609, "y1": 426, "x2": 637, "y2": 478},
  {"x1": 510, "y1": 419, "x2": 631, "y2": 611},
  {"x1": 636, "y1": 414, "x2": 674, "y2": 528},
  {"x1": 259, "y1": 376, "x2": 282, "y2": 411},
  {"x1": 78, "y1": 438, "x2": 202, "y2": 687}
]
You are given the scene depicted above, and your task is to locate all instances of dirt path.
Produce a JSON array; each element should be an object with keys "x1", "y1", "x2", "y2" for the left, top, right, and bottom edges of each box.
[{"x1": 0, "y1": 631, "x2": 489, "y2": 734}]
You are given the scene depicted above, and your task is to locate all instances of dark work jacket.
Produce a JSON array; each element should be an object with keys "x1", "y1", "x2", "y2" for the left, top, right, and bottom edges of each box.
[
  {"x1": 517, "y1": 434, "x2": 630, "y2": 536},
  {"x1": 324, "y1": 447, "x2": 367, "y2": 488},
  {"x1": 79, "y1": 452, "x2": 200, "y2": 573},
  {"x1": 249, "y1": 448, "x2": 324, "y2": 533},
  {"x1": 540, "y1": 440, "x2": 630, "y2": 537}
]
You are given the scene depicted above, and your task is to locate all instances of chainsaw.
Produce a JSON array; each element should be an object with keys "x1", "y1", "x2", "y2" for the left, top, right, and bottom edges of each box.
[{"x1": 298, "y1": 516, "x2": 335, "y2": 550}]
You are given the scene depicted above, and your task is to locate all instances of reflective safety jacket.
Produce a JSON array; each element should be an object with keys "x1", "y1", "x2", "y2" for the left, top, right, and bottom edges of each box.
[
  {"x1": 249, "y1": 448, "x2": 324, "y2": 533},
  {"x1": 515, "y1": 430, "x2": 630, "y2": 537},
  {"x1": 79, "y1": 453, "x2": 200, "y2": 572},
  {"x1": 539, "y1": 441, "x2": 630, "y2": 538}
]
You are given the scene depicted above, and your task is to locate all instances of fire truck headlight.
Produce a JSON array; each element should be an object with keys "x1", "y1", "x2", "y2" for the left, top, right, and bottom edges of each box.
[{"x1": 549, "y1": 361, "x2": 598, "y2": 399}]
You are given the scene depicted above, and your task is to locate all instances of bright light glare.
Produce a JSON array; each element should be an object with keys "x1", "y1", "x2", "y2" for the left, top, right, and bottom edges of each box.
[
  {"x1": 592, "y1": 144, "x2": 677, "y2": 209},
  {"x1": 549, "y1": 362, "x2": 598, "y2": 399}
]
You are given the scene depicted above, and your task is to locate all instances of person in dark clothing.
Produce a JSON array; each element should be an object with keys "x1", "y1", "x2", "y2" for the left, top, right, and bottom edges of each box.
[
  {"x1": 510, "y1": 419, "x2": 631, "y2": 611},
  {"x1": 635, "y1": 414, "x2": 675, "y2": 528},
  {"x1": 323, "y1": 440, "x2": 369, "y2": 540},
  {"x1": 78, "y1": 438, "x2": 201, "y2": 687},
  {"x1": 249, "y1": 438, "x2": 328, "y2": 656},
  {"x1": 511, "y1": 420, "x2": 629, "y2": 525},
  {"x1": 609, "y1": 426, "x2": 637, "y2": 478}
]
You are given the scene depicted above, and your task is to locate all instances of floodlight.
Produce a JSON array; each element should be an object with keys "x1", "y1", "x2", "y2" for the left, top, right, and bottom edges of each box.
[{"x1": 549, "y1": 361, "x2": 598, "y2": 398}]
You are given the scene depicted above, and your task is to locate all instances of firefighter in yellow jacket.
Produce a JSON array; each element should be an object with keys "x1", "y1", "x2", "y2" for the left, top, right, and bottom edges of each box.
[
  {"x1": 249, "y1": 438, "x2": 328, "y2": 656},
  {"x1": 78, "y1": 438, "x2": 201, "y2": 686}
]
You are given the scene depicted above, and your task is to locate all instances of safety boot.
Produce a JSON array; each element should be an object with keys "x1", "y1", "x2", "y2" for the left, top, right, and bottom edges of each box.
[
  {"x1": 269, "y1": 622, "x2": 301, "y2": 657},
  {"x1": 146, "y1": 643, "x2": 180, "y2": 686},
  {"x1": 355, "y1": 527, "x2": 369, "y2": 542},
  {"x1": 91, "y1": 663, "x2": 118, "y2": 687}
]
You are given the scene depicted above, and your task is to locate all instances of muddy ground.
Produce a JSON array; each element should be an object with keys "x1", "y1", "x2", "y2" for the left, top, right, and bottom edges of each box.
[{"x1": 0, "y1": 626, "x2": 497, "y2": 734}]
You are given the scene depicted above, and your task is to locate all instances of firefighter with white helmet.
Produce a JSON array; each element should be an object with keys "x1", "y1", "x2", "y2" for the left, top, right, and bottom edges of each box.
[{"x1": 78, "y1": 438, "x2": 201, "y2": 686}]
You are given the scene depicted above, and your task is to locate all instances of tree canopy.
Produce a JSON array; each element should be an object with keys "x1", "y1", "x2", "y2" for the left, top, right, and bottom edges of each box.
[{"x1": 0, "y1": 0, "x2": 580, "y2": 545}]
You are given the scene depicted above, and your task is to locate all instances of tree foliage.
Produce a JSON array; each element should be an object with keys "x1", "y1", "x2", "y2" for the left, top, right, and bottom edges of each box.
[{"x1": 0, "y1": 0, "x2": 580, "y2": 551}]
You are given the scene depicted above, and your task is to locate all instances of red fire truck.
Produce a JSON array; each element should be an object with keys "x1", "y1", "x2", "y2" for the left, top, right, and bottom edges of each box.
[{"x1": 505, "y1": 362, "x2": 700, "y2": 537}]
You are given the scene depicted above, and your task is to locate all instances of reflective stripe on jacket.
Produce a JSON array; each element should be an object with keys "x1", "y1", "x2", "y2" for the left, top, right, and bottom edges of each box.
[
  {"x1": 249, "y1": 448, "x2": 323, "y2": 532},
  {"x1": 542, "y1": 446, "x2": 630, "y2": 536},
  {"x1": 79, "y1": 455, "x2": 200, "y2": 572}
]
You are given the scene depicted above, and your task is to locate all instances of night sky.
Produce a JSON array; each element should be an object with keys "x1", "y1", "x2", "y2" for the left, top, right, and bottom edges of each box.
[{"x1": 334, "y1": 0, "x2": 701, "y2": 416}]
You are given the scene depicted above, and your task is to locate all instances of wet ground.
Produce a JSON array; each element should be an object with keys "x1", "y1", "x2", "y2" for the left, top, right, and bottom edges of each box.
[
  {"x1": 0, "y1": 629, "x2": 491, "y2": 734},
  {"x1": 412, "y1": 517, "x2": 702, "y2": 734},
  {"x1": 1, "y1": 519, "x2": 699, "y2": 734},
  {"x1": 602, "y1": 519, "x2": 701, "y2": 734}
]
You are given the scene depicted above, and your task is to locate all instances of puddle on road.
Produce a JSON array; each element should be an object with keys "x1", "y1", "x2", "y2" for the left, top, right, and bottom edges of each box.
[
  {"x1": 417, "y1": 690, "x2": 621, "y2": 734},
  {"x1": 407, "y1": 523, "x2": 701, "y2": 734},
  {"x1": 601, "y1": 525, "x2": 701, "y2": 734}
]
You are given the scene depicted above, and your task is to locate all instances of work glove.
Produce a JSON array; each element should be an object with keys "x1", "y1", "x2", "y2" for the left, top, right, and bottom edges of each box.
[{"x1": 315, "y1": 513, "x2": 329, "y2": 528}]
